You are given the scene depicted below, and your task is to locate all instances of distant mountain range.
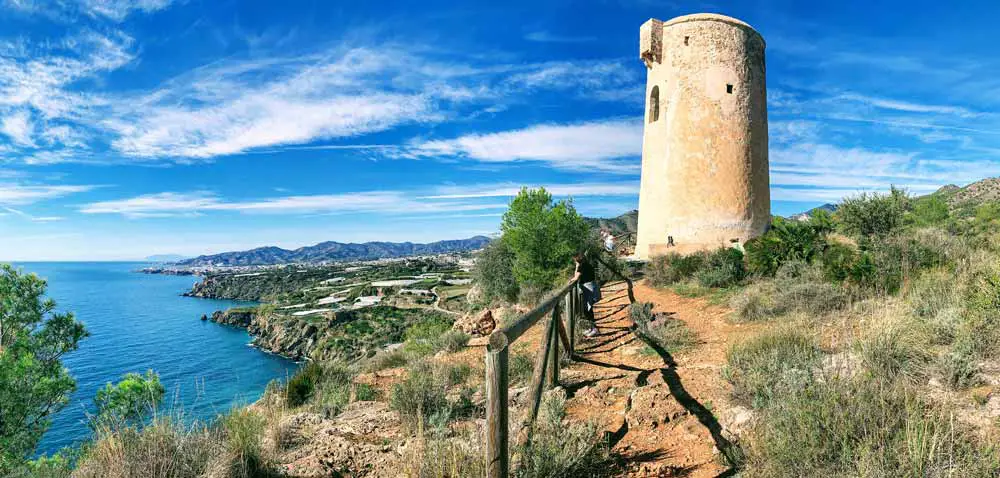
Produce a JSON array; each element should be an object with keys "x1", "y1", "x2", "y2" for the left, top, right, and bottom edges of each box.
[{"x1": 177, "y1": 236, "x2": 492, "y2": 266}]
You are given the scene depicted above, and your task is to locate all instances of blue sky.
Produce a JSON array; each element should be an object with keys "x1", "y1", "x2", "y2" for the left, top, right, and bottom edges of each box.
[{"x1": 1, "y1": 0, "x2": 999, "y2": 260}]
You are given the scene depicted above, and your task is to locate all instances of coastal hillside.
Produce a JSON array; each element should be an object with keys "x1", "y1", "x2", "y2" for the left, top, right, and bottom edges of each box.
[
  {"x1": 178, "y1": 236, "x2": 491, "y2": 266},
  {"x1": 585, "y1": 209, "x2": 638, "y2": 235}
]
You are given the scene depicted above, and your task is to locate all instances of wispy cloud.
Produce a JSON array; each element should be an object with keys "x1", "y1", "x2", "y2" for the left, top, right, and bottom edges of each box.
[
  {"x1": 403, "y1": 118, "x2": 642, "y2": 173},
  {"x1": 422, "y1": 181, "x2": 639, "y2": 199},
  {"x1": 524, "y1": 31, "x2": 596, "y2": 43},
  {"x1": 2, "y1": 206, "x2": 63, "y2": 222},
  {"x1": 79, "y1": 190, "x2": 508, "y2": 218},
  {"x1": 79, "y1": 179, "x2": 644, "y2": 219},
  {"x1": 4, "y1": 0, "x2": 175, "y2": 21},
  {"x1": 0, "y1": 183, "x2": 97, "y2": 205}
]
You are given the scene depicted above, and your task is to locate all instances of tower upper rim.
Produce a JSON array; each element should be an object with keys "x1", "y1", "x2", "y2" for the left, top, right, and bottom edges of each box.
[{"x1": 660, "y1": 13, "x2": 765, "y2": 47}]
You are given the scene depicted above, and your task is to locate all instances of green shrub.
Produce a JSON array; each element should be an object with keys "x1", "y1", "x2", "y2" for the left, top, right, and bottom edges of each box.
[
  {"x1": 354, "y1": 383, "x2": 379, "y2": 401},
  {"x1": 438, "y1": 329, "x2": 471, "y2": 353},
  {"x1": 365, "y1": 347, "x2": 410, "y2": 371},
  {"x1": 389, "y1": 362, "x2": 452, "y2": 429},
  {"x1": 218, "y1": 408, "x2": 276, "y2": 478},
  {"x1": 723, "y1": 329, "x2": 820, "y2": 408},
  {"x1": 75, "y1": 417, "x2": 216, "y2": 478},
  {"x1": 744, "y1": 217, "x2": 830, "y2": 277},
  {"x1": 908, "y1": 195, "x2": 950, "y2": 226},
  {"x1": 509, "y1": 352, "x2": 534, "y2": 385},
  {"x1": 403, "y1": 317, "x2": 454, "y2": 356},
  {"x1": 820, "y1": 242, "x2": 857, "y2": 282},
  {"x1": 312, "y1": 362, "x2": 353, "y2": 417},
  {"x1": 514, "y1": 392, "x2": 615, "y2": 478},
  {"x1": 696, "y1": 248, "x2": 746, "y2": 288},
  {"x1": 907, "y1": 269, "x2": 961, "y2": 344},
  {"x1": 938, "y1": 338, "x2": 979, "y2": 390},
  {"x1": 835, "y1": 186, "x2": 909, "y2": 239},
  {"x1": 402, "y1": 427, "x2": 486, "y2": 477},
  {"x1": 473, "y1": 240, "x2": 520, "y2": 304},
  {"x1": 92, "y1": 370, "x2": 166, "y2": 429},
  {"x1": 285, "y1": 362, "x2": 323, "y2": 407},
  {"x1": 645, "y1": 252, "x2": 707, "y2": 286},
  {"x1": 855, "y1": 319, "x2": 931, "y2": 383},
  {"x1": 730, "y1": 263, "x2": 849, "y2": 322},
  {"x1": 744, "y1": 376, "x2": 1000, "y2": 478}
]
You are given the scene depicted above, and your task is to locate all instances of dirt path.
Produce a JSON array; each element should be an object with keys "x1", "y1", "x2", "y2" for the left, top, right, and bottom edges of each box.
[{"x1": 554, "y1": 280, "x2": 760, "y2": 477}]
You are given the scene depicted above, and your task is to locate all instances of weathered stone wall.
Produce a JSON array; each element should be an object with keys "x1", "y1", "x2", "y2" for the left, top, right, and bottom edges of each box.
[{"x1": 636, "y1": 13, "x2": 770, "y2": 259}]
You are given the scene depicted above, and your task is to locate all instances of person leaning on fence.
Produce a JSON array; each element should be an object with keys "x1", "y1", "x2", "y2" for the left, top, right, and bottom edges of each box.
[
  {"x1": 603, "y1": 230, "x2": 615, "y2": 252},
  {"x1": 572, "y1": 251, "x2": 600, "y2": 338}
]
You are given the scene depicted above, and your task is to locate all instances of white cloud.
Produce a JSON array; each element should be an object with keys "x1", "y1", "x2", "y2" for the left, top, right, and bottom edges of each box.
[
  {"x1": 79, "y1": 190, "x2": 509, "y2": 218},
  {"x1": 423, "y1": 181, "x2": 639, "y2": 199},
  {"x1": 80, "y1": 180, "x2": 644, "y2": 219},
  {"x1": 1, "y1": 110, "x2": 34, "y2": 146},
  {"x1": 0, "y1": 183, "x2": 96, "y2": 205},
  {"x1": 3, "y1": 0, "x2": 174, "y2": 21},
  {"x1": 405, "y1": 119, "x2": 642, "y2": 173},
  {"x1": 837, "y1": 93, "x2": 977, "y2": 118}
]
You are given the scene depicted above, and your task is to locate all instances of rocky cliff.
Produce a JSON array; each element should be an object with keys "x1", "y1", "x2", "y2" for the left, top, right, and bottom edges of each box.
[{"x1": 206, "y1": 306, "x2": 449, "y2": 363}]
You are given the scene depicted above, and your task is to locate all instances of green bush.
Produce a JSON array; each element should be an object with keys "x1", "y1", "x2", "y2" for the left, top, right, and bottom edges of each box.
[
  {"x1": 645, "y1": 252, "x2": 706, "y2": 286},
  {"x1": 514, "y1": 392, "x2": 615, "y2": 478},
  {"x1": 723, "y1": 329, "x2": 820, "y2": 408},
  {"x1": 820, "y1": 242, "x2": 857, "y2": 282},
  {"x1": 729, "y1": 263, "x2": 849, "y2": 322},
  {"x1": 744, "y1": 376, "x2": 1000, "y2": 478},
  {"x1": 402, "y1": 317, "x2": 454, "y2": 356},
  {"x1": 907, "y1": 269, "x2": 961, "y2": 344},
  {"x1": 389, "y1": 362, "x2": 452, "y2": 429},
  {"x1": 285, "y1": 362, "x2": 323, "y2": 408},
  {"x1": 509, "y1": 352, "x2": 534, "y2": 385},
  {"x1": 218, "y1": 408, "x2": 277, "y2": 478},
  {"x1": 836, "y1": 186, "x2": 909, "y2": 239},
  {"x1": 855, "y1": 319, "x2": 931, "y2": 383},
  {"x1": 696, "y1": 248, "x2": 746, "y2": 288},
  {"x1": 744, "y1": 216, "x2": 830, "y2": 277},
  {"x1": 438, "y1": 329, "x2": 471, "y2": 353},
  {"x1": 92, "y1": 371, "x2": 166, "y2": 429},
  {"x1": 75, "y1": 417, "x2": 216, "y2": 478},
  {"x1": 313, "y1": 362, "x2": 353, "y2": 417},
  {"x1": 473, "y1": 240, "x2": 520, "y2": 304},
  {"x1": 908, "y1": 195, "x2": 950, "y2": 226}
]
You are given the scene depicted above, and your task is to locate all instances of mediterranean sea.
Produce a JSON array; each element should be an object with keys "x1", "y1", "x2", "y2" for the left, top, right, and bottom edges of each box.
[{"x1": 12, "y1": 262, "x2": 299, "y2": 456}]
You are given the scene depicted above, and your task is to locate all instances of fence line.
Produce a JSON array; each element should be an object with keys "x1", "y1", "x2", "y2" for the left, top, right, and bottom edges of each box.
[{"x1": 484, "y1": 252, "x2": 635, "y2": 478}]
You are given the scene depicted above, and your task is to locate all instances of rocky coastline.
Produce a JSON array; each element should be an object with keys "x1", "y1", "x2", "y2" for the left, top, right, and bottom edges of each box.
[{"x1": 205, "y1": 308, "x2": 330, "y2": 362}]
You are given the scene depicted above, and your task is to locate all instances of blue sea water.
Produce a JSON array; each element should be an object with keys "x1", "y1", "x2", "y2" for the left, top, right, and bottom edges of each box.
[{"x1": 11, "y1": 262, "x2": 300, "y2": 456}]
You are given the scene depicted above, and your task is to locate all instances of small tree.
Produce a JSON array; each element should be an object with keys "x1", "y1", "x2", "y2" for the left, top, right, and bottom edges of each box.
[
  {"x1": 500, "y1": 188, "x2": 590, "y2": 290},
  {"x1": 92, "y1": 370, "x2": 165, "y2": 429},
  {"x1": 472, "y1": 240, "x2": 519, "y2": 304},
  {"x1": 0, "y1": 265, "x2": 88, "y2": 473},
  {"x1": 835, "y1": 186, "x2": 909, "y2": 238}
]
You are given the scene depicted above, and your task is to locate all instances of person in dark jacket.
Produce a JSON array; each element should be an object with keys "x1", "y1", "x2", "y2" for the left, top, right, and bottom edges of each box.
[{"x1": 572, "y1": 252, "x2": 600, "y2": 337}]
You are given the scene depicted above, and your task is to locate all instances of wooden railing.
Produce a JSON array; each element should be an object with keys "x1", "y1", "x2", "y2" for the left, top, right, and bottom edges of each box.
[
  {"x1": 612, "y1": 232, "x2": 636, "y2": 257},
  {"x1": 484, "y1": 253, "x2": 635, "y2": 477}
]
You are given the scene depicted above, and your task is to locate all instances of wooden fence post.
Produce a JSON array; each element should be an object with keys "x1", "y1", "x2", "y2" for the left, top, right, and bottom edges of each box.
[
  {"x1": 486, "y1": 334, "x2": 509, "y2": 478},
  {"x1": 547, "y1": 304, "x2": 560, "y2": 389},
  {"x1": 564, "y1": 292, "x2": 573, "y2": 357}
]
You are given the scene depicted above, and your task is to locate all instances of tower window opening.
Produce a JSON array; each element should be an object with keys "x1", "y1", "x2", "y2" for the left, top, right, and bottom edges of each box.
[
  {"x1": 726, "y1": 84, "x2": 733, "y2": 94},
  {"x1": 649, "y1": 86, "x2": 660, "y2": 123},
  {"x1": 684, "y1": 36, "x2": 689, "y2": 45}
]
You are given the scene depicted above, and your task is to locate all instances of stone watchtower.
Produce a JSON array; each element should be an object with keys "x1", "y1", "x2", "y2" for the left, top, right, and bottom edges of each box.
[{"x1": 635, "y1": 13, "x2": 770, "y2": 259}]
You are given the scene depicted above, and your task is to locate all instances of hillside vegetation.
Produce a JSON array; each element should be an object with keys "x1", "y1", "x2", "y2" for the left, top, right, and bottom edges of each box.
[{"x1": 647, "y1": 181, "x2": 1000, "y2": 476}]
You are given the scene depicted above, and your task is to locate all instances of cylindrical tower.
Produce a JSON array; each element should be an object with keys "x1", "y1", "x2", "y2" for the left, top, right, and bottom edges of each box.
[{"x1": 635, "y1": 13, "x2": 770, "y2": 259}]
